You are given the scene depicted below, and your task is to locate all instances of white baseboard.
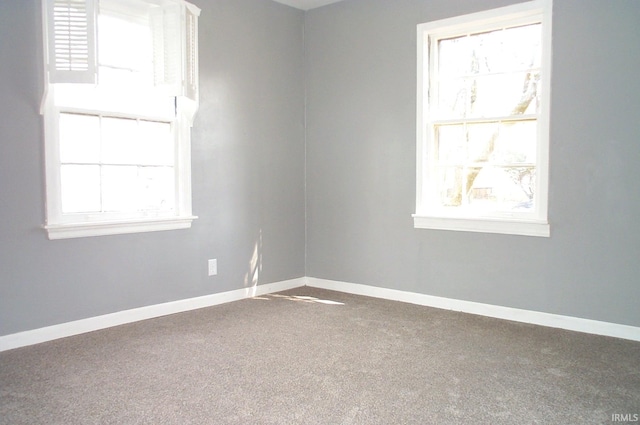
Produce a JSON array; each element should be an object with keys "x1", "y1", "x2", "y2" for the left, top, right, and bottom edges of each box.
[
  {"x1": 0, "y1": 278, "x2": 305, "y2": 352},
  {"x1": 3, "y1": 276, "x2": 639, "y2": 352},
  {"x1": 305, "y1": 277, "x2": 640, "y2": 342}
]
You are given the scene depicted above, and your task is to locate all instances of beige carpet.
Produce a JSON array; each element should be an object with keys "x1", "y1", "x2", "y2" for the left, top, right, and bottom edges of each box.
[{"x1": 1, "y1": 287, "x2": 639, "y2": 424}]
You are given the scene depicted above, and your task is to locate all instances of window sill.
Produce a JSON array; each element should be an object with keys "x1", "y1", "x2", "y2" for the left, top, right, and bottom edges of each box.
[
  {"x1": 413, "y1": 214, "x2": 550, "y2": 237},
  {"x1": 45, "y1": 216, "x2": 198, "y2": 240}
]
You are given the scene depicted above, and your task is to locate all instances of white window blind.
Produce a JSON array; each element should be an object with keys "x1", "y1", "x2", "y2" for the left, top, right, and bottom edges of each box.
[{"x1": 45, "y1": 0, "x2": 97, "y2": 84}]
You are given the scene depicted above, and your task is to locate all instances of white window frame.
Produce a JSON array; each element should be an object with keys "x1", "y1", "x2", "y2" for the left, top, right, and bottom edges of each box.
[
  {"x1": 41, "y1": 0, "x2": 200, "y2": 240},
  {"x1": 414, "y1": 0, "x2": 552, "y2": 237}
]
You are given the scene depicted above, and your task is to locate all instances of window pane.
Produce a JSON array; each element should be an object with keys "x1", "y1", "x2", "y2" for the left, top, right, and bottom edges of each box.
[
  {"x1": 438, "y1": 35, "x2": 472, "y2": 76},
  {"x1": 61, "y1": 165, "x2": 101, "y2": 213},
  {"x1": 101, "y1": 117, "x2": 140, "y2": 165},
  {"x1": 443, "y1": 30, "x2": 489, "y2": 76},
  {"x1": 438, "y1": 72, "x2": 539, "y2": 119},
  {"x1": 469, "y1": 72, "x2": 539, "y2": 117},
  {"x1": 139, "y1": 166, "x2": 175, "y2": 211},
  {"x1": 436, "y1": 166, "x2": 464, "y2": 207},
  {"x1": 504, "y1": 167, "x2": 536, "y2": 210},
  {"x1": 437, "y1": 24, "x2": 542, "y2": 120},
  {"x1": 438, "y1": 121, "x2": 538, "y2": 165},
  {"x1": 438, "y1": 122, "x2": 506, "y2": 164},
  {"x1": 98, "y1": 13, "x2": 153, "y2": 88},
  {"x1": 59, "y1": 114, "x2": 101, "y2": 163},
  {"x1": 138, "y1": 121, "x2": 174, "y2": 166},
  {"x1": 436, "y1": 165, "x2": 536, "y2": 212},
  {"x1": 470, "y1": 25, "x2": 541, "y2": 74},
  {"x1": 439, "y1": 24, "x2": 541, "y2": 77},
  {"x1": 436, "y1": 124, "x2": 466, "y2": 163},
  {"x1": 102, "y1": 165, "x2": 139, "y2": 212},
  {"x1": 102, "y1": 165, "x2": 175, "y2": 213},
  {"x1": 437, "y1": 78, "x2": 471, "y2": 118},
  {"x1": 493, "y1": 121, "x2": 537, "y2": 164},
  {"x1": 437, "y1": 121, "x2": 537, "y2": 166},
  {"x1": 469, "y1": 166, "x2": 535, "y2": 211},
  {"x1": 466, "y1": 122, "x2": 500, "y2": 162}
]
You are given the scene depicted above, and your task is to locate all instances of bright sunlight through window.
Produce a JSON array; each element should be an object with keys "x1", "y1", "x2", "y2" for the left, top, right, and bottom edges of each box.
[
  {"x1": 41, "y1": 0, "x2": 200, "y2": 239},
  {"x1": 415, "y1": 0, "x2": 552, "y2": 237}
]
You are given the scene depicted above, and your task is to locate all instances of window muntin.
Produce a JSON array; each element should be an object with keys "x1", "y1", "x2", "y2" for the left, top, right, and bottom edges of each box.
[
  {"x1": 59, "y1": 113, "x2": 175, "y2": 215},
  {"x1": 42, "y1": 0, "x2": 199, "y2": 239},
  {"x1": 430, "y1": 23, "x2": 541, "y2": 216},
  {"x1": 415, "y1": 1, "x2": 551, "y2": 237}
]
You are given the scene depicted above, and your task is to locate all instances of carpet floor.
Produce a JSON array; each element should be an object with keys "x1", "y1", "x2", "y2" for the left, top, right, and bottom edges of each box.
[{"x1": 1, "y1": 287, "x2": 639, "y2": 424}]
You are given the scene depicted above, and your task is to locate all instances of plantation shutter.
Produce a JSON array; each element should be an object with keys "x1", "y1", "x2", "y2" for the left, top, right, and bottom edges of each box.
[
  {"x1": 184, "y1": 3, "x2": 199, "y2": 102},
  {"x1": 151, "y1": 1, "x2": 200, "y2": 102},
  {"x1": 151, "y1": 3, "x2": 179, "y2": 91},
  {"x1": 44, "y1": 0, "x2": 97, "y2": 84}
]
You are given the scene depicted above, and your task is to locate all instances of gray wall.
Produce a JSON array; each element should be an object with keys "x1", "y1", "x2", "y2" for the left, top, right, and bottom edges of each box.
[
  {"x1": 0, "y1": 0, "x2": 306, "y2": 336},
  {"x1": 2, "y1": 0, "x2": 639, "y2": 338},
  {"x1": 305, "y1": 0, "x2": 640, "y2": 327}
]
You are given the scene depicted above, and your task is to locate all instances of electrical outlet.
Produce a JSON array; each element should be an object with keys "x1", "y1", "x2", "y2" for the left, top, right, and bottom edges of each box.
[{"x1": 208, "y1": 259, "x2": 217, "y2": 276}]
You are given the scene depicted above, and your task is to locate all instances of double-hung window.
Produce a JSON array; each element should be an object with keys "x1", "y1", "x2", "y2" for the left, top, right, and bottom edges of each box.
[
  {"x1": 415, "y1": 0, "x2": 552, "y2": 237},
  {"x1": 41, "y1": 0, "x2": 200, "y2": 239}
]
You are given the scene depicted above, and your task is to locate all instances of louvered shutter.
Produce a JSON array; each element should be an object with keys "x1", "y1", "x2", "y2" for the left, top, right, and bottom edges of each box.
[
  {"x1": 44, "y1": 0, "x2": 97, "y2": 84},
  {"x1": 184, "y1": 3, "x2": 199, "y2": 102},
  {"x1": 151, "y1": 2, "x2": 180, "y2": 92},
  {"x1": 151, "y1": 1, "x2": 199, "y2": 102}
]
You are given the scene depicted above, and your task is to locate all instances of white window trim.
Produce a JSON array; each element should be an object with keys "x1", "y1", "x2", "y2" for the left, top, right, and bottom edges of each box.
[
  {"x1": 45, "y1": 216, "x2": 197, "y2": 240},
  {"x1": 413, "y1": 216, "x2": 549, "y2": 237},
  {"x1": 414, "y1": 0, "x2": 552, "y2": 237},
  {"x1": 41, "y1": 99, "x2": 198, "y2": 239},
  {"x1": 41, "y1": 0, "x2": 200, "y2": 240}
]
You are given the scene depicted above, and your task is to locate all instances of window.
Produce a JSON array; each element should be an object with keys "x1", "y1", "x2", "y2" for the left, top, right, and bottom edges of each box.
[
  {"x1": 41, "y1": 0, "x2": 200, "y2": 239},
  {"x1": 415, "y1": 0, "x2": 551, "y2": 237}
]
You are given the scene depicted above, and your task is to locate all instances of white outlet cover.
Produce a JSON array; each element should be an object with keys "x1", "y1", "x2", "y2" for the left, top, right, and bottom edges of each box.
[{"x1": 208, "y1": 259, "x2": 217, "y2": 276}]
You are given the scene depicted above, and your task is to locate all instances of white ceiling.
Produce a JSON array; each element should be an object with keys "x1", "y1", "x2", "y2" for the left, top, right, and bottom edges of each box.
[{"x1": 272, "y1": 0, "x2": 345, "y2": 11}]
